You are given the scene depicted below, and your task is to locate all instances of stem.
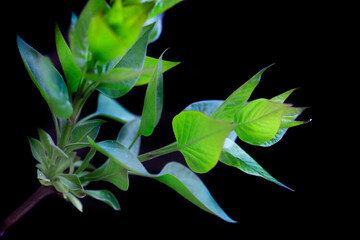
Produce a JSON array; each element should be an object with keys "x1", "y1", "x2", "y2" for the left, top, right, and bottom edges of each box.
[
  {"x1": 0, "y1": 185, "x2": 56, "y2": 237},
  {"x1": 137, "y1": 142, "x2": 178, "y2": 162}
]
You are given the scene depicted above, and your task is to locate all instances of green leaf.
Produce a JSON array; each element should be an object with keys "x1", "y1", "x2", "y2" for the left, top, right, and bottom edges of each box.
[
  {"x1": 135, "y1": 56, "x2": 180, "y2": 86},
  {"x1": 85, "y1": 189, "x2": 120, "y2": 210},
  {"x1": 88, "y1": 0, "x2": 153, "y2": 64},
  {"x1": 75, "y1": 148, "x2": 97, "y2": 174},
  {"x1": 37, "y1": 128, "x2": 55, "y2": 157},
  {"x1": 88, "y1": 139, "x2": 149, "y2": 176},
  {"x1": 235, "y1": 98, "x2": 291, "y2": 146},
  {"x1": 70, "y1": 0, "x2": 109, "y2": 69},
  {"x1": 96, "y1": 24, "x2": 154, "y2": 98},
  {"x1": 212, "y1": 65, "x2": 273, "y2": 122},
  {"x1": 55, "y1": 24, "x2": 82, "y2": 93},
  {"x1": 153, "y1": 162, "x2": 236, "y2": 223},
  {"x1": 69, "y1": 119, "x2": 104, "y2": 149},
  {"x1": 57, "y1": 174, "x2": 85, "y2": 196},
  {"x1": 28, "y1": 137, "x2": 48, "y2": 168},
  {"x1": 147, "y1": 0, "x2": 183, "y2": 19},
  {"x1": 136, "y1": 50, "x2": 166, "y2": 137},
  {"x1": 17, "y1": 36, "x2": 73, "y2": 118},
  {"x1": 146, "y1": 13, "x2": 163, "y2": 43},
  {"x1": 220, "y1": 138, "x2": 293, "y2": 190},
  {"x1": 258, "y1": 89, "x2": 310, "y2": 146},
  {"x1": 84, "y1": 159, "x2": 129, "y2": 191},
  {"x1": 65, "y1": 192, "x2": 83, "y2": 212},
  {"x1": 117, "y1": 118, "x2": 141, "y2": 156},
  {"x1": 172, "y1": 111, "x2": 237, "y2": 173},
  {"x1": 86, "y1": 68, "x2": 143, "y2": 84},
  {"x1": 89, "y1": 93, "x2": 138, "y2": 123}
]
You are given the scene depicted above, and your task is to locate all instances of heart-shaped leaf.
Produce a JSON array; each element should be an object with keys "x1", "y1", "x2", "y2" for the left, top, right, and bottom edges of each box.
[
  {"x1": 235, "y1": 98, "x2": 291, "y2": 145},
  {"x1": 172, "y1": 111, "x2": 237, "y2": 173},
  {"x1": 17, "y1": 36, "x2": 73, "y2": 118}
]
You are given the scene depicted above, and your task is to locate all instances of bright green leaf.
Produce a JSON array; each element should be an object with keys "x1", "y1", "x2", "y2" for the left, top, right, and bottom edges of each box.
[
  {"x1": 135, "y1": 56, "x2": 180, "y2": 86},
  {"x1": 55, "y1": 24, "x2": 82, "y2": 93},
  {"x1": 85, "y1": 189, "x2": 120, "y2": 210},
  {"x1": 17, "y1": 36, "x2": 73, "y2": 118},
  {"x1": 97, "y1": 24, "x2": 154, "y2": 97},
  {"x1": 136, "y1": 51, "x2": 166, "y2": 138},
  {"x1": 172, "y1": 111, "x2": 237, "y2": 173},
  {"x1": 212, "y1": 65, "x2": 273, "y2": 122},
  {"x1": 220, "y1": 138, "x2": 293, "y2": 190},
  {"x1": 146, "y1": 13, "x2": 163, "y2": 43},
  {"x1": 153, "y1": 162, "x2": 236, "y2": 223},
  {"x1": 70, "y1": 0, "x2": 109, "y2": 69},
  {"x1": 235, "y1": 98, "x2": 291, "y2": 146},
  {"x1": 86, "y1": 68, "x2": 143, "y2": 84}
]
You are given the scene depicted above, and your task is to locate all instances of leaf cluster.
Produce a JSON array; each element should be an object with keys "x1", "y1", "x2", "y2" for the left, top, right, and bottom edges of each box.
[{"x1": 17, "y1": 0, "x2": 309, "y2": 223}]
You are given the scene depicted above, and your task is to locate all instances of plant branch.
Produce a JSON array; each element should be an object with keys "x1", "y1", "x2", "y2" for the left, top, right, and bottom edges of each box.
[{"x1": 0, "y1": 185, "x2": 56, "y2": 237}]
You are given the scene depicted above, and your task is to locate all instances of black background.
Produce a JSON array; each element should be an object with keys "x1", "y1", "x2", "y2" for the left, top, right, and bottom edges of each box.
[{"x1": 0, "y1": 0, "x2": 349, "y2": 239}]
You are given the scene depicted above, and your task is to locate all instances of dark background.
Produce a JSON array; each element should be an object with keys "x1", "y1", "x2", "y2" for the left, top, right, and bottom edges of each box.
[{"x1": 0, "y1": 0, "x2": 347, "y2": 239}]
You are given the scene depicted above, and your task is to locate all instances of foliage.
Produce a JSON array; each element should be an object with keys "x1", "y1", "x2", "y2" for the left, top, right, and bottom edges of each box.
[{"x1": 14, "y1": 0, "x2": 309, "y2": 225}]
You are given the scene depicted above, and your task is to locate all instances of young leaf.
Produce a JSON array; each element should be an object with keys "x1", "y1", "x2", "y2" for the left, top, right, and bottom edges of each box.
[
  {"x1": 57, "y1": 174, "x2": 85, "y2": 195},
  {"x1": 88, "y1": 0, "x2": 154, "y2": 64},
  {"x1": 235, "y1": 98, "x2": 291, "y2": 146},
  {"x1": 17, "y1": 36, "x2": 73, "y2": 118},
  {"x1": 136, "y1": 50, "x2": 166, "y2": 138},
  {"x1": 86, "y1": 68, "x2": 143, "y2": 84},
  {"x1": 212, "y1": 65, "x2": 273, "y2": 122},
  {"x1": 135, "y1": 56, "x2": 180, "y2": 86},
  {"x1": 96, "y1": 24, "x2": 154, "y2": 98},
  {"x1": 172, "y1": 111, "x2": 237, "y2": 173},
  {"x1": 70, "y1": 119, "x2": 104, "y2": 147},
  {"x1": 70, "y1": 0, "x2": 109, "y2": 69},
  {"x1": 28, "y1": 137, "x2": 48, "y2": 168},
  {"x1": 85, "y1": 189, "x2": 120, "y2": 211},
  {"x1": 55, "y1": 24, "x2": 82, "y2": 93},
  {"x1": 146, "y1": 13, "x2": 164, "y2": 43},
  {"x1": 258, "y1": 89, "x2": 310, "y2": 146},
  {"x1": 86, "y1": 93, "x2": 137, "y2": 123},
  {"x1": 153, "y1": 162, "x2": 236, "y2": 223},
  {"x1": 220, "y1": 138, "x2": 293, "y2": 190}
]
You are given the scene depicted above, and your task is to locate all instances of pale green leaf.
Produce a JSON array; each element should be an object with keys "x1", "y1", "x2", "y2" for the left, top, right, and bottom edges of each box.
[
  {"x1": 65, "y1": 192, "x2": 83, "y2": 212},
  {"x1": 220, "y1": 138, "x2": 293, "y2": 190},
  {"x1": 172, "y1": 111, "x2": 236, "y2": 173},
  {"x1": 70, "y1": 119, "x2": 104, "y2": 146},
  {"x1": 235, "y1": 98, "x2": 291, "y2": 145},
  {"x1": 147, "y1": 0, "x2": 183, "y2": 19},
  {"x1": 183, "y1": 100, "x2": 224, "y2": 116},
  {"x1": 28, "y1": 137, "x2": 48, "y2": 168},
  {"x1": 85, "y1": 189, "x2": 120, "y2": 210},
  {"x1": 117, "y1": 118, "x2": 141, "y2": 156}
]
